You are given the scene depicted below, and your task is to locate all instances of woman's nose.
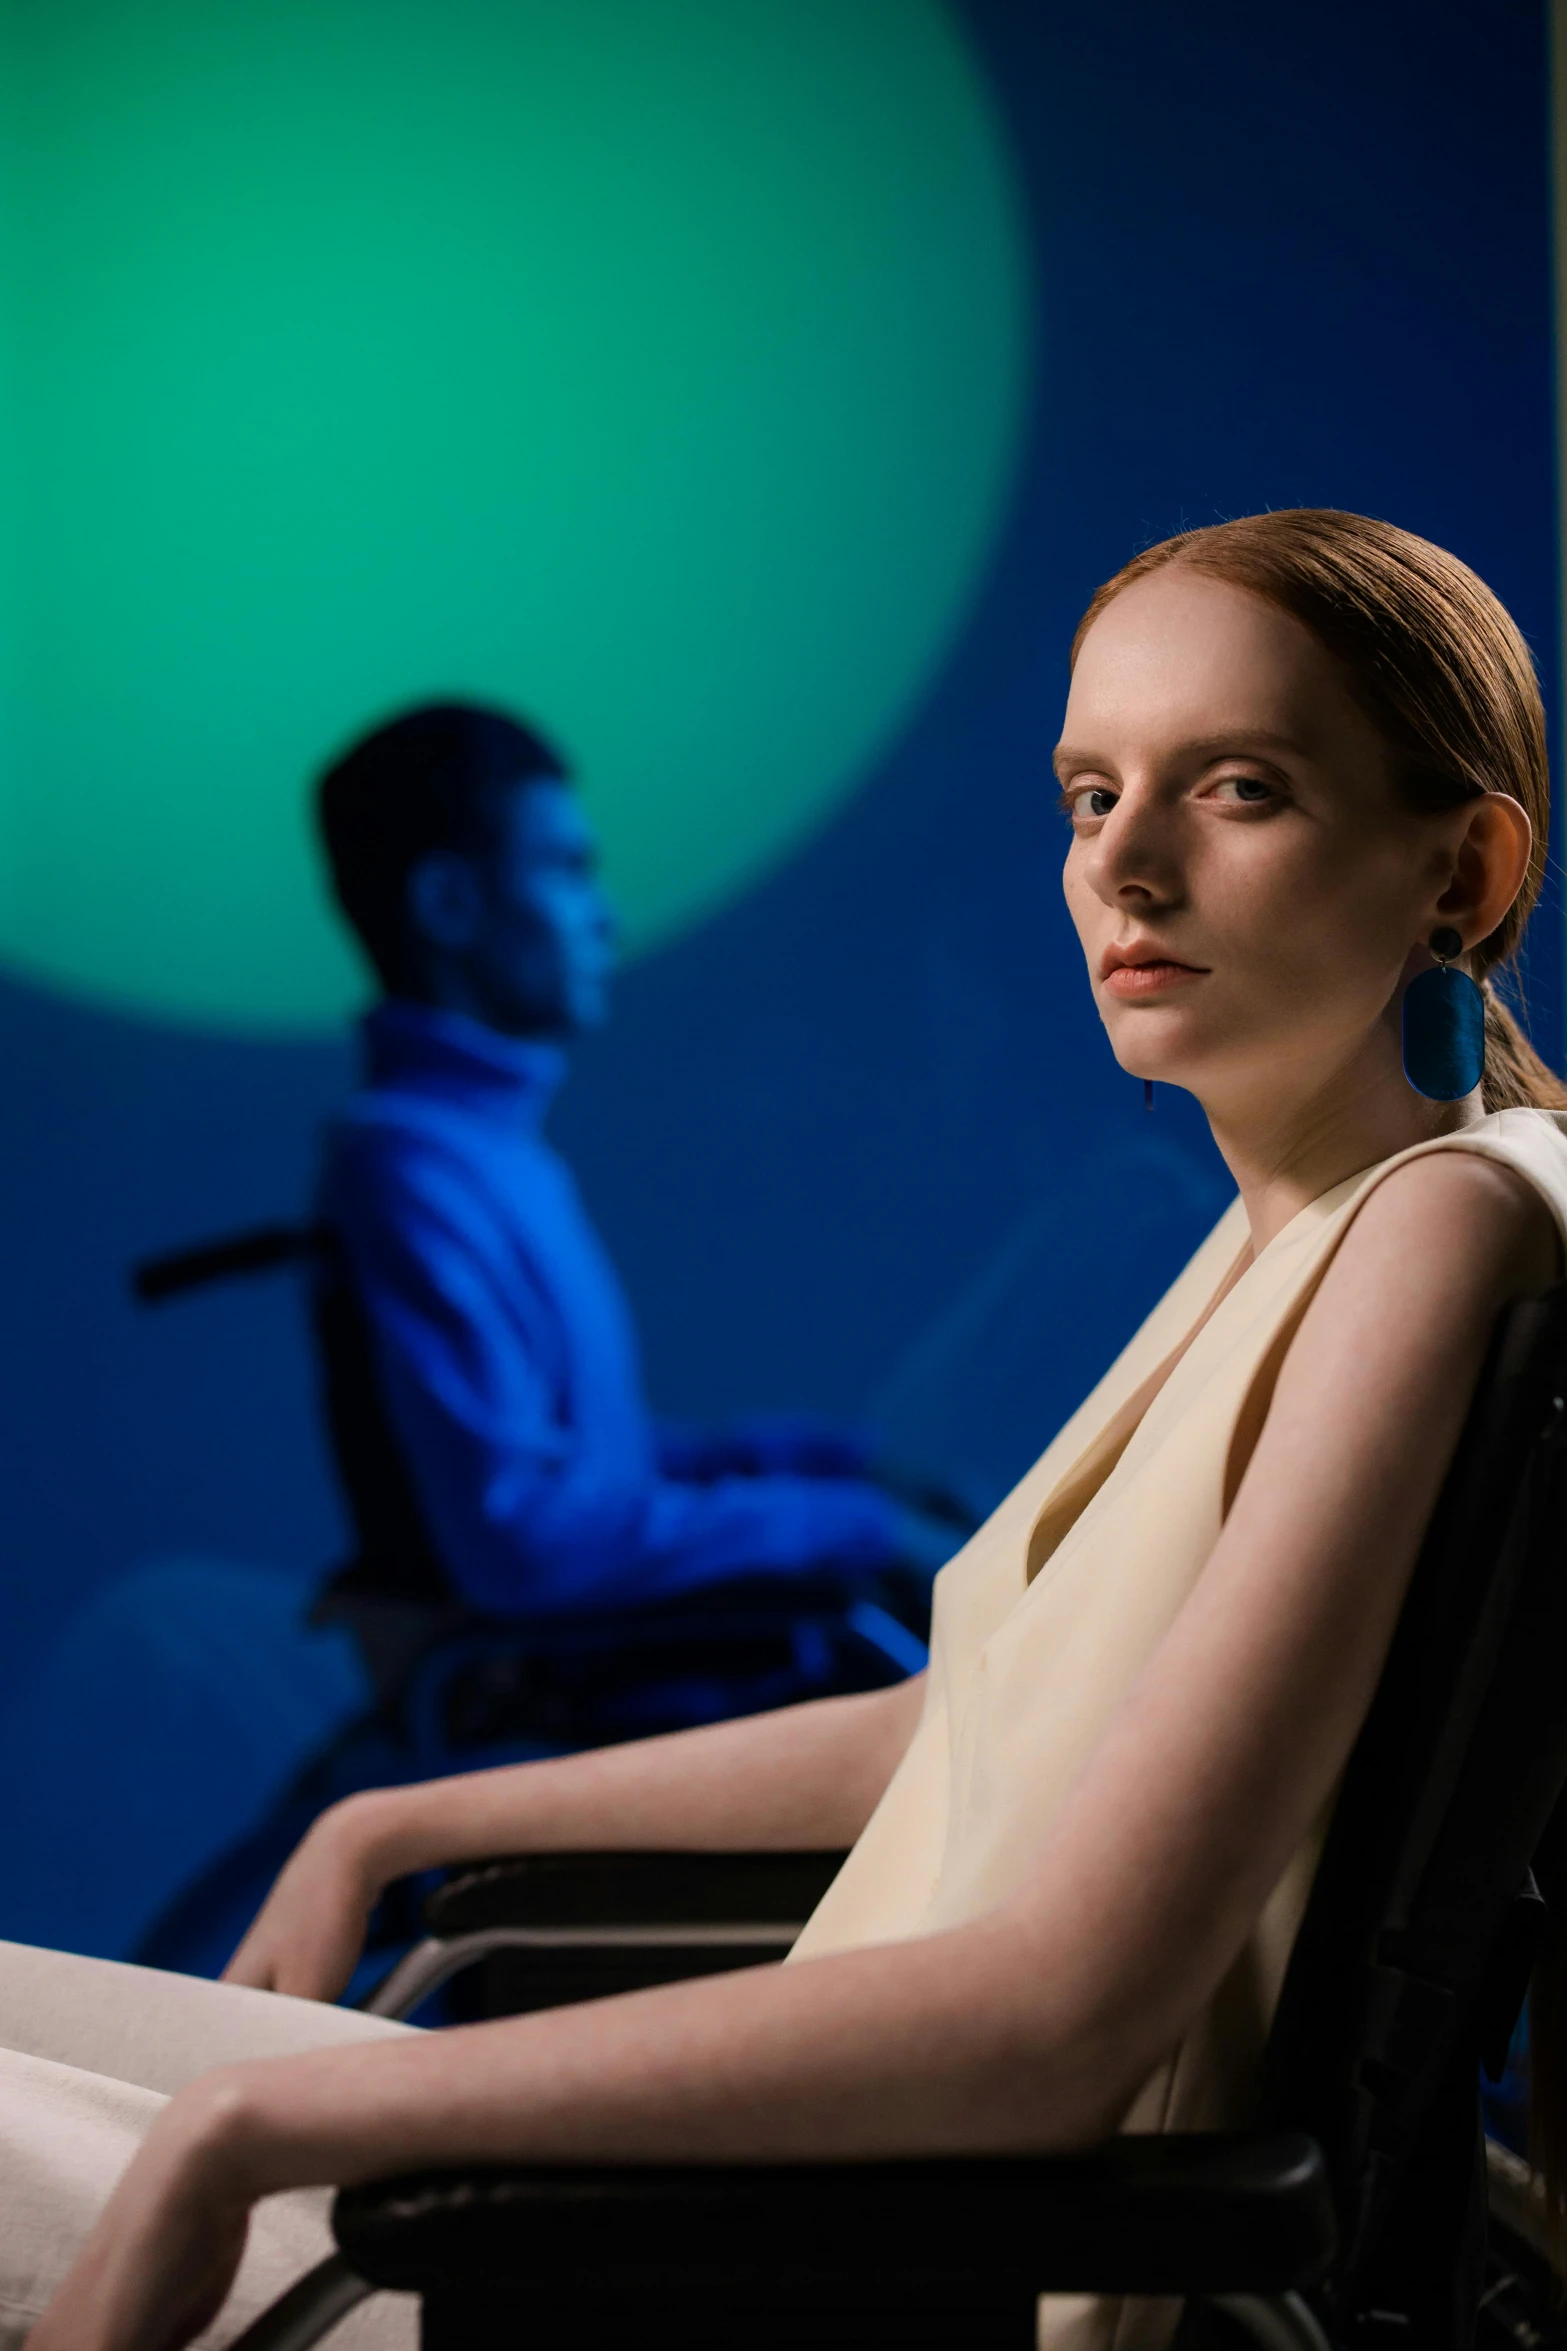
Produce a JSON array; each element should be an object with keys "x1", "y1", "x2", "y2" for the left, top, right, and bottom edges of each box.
[{"x1": 1083, "y1": 793, "x2": 1181, "y2": 908}]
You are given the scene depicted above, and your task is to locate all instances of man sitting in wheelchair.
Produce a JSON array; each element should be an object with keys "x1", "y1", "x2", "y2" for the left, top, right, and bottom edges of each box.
[{"x1": 304, "y1": 699, "x2": 954, "y2": 1755}]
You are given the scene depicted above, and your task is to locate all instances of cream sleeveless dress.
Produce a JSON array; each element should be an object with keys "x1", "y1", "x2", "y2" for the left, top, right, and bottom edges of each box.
[{"x1": 791, "y1": 1108, "x2": 1567, "y2": 2351}]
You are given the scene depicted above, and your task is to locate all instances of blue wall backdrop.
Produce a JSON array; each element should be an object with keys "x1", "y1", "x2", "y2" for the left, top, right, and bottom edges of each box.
[{"x1": 0, "y1": 0, "x2": 1560, "y2": 1943}]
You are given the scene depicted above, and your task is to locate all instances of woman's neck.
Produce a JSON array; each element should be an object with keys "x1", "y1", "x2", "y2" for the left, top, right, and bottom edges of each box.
[{"x1": 1202, "y1": 1053, "x2": 1485, "y2": 1257}]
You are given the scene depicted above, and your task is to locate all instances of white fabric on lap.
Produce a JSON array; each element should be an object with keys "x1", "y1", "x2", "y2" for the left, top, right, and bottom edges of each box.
[
  {"x1": 0, "y1": 1943, "x2": 418, "y2": 2347},
  {"x1": 0, "y1": 1938, "x2": 414, "y2": 2098}
]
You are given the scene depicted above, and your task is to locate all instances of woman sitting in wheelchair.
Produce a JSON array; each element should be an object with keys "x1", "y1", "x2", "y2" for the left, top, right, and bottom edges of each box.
[{"x1": 14, "y1": 509, "x2": 1567, "y2": 2351}]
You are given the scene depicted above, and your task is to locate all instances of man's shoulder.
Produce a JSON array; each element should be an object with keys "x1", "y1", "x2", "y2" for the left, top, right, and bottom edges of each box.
[
  {"x1": 322, "y1": 1087, "x2": 563, "y2": 1229},
  {"x1": 323, "y1": 1088, "x2": 483, "y2": 1184},
  {"x1": 330, "y1": 1084, "x2": 487, "y2": 1155}
]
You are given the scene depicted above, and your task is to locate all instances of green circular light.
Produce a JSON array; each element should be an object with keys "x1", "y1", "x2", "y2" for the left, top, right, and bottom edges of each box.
[{"x1": 0, "y1": 0, "x2": 1031, "y2": 1031}]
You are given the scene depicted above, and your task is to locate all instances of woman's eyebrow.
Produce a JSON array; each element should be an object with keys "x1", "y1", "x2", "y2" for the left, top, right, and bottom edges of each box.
[
  {"x1": 1051, "y1": 742, "x2": 1104, "y2": 779},
  {"x1": 1178, "y1": 729, "x2": 1308, "y2": 760},
  {"x1": 1052, "y1": 729, "x2": 1308, "y2": 780}
]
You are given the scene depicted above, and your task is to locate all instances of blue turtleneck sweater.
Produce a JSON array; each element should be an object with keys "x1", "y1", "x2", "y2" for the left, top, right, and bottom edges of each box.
[{"x1": 319, "y1": 1002, "x2": 898, "y2": 1616}]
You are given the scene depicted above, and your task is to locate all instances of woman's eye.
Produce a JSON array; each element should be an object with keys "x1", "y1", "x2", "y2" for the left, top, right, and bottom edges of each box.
[
  {"x1": 1210, "y1": 774, "x2": 1278, "y2": 808},
  {"x1": 1063, "y1": 785, "x2": 1118, "y2": 823}
]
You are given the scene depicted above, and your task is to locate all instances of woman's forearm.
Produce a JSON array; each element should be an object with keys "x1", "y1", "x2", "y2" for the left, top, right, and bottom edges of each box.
[
  {"x1": 348, "y1": 1674, "x2": 925, "y2": 1882},
  {"x1": 229, "y1": 1665, "x2": 924, "y2": 2000},
  {"x1": 203, "y1": 1914, "x2": 1117, "y2": 2207}
]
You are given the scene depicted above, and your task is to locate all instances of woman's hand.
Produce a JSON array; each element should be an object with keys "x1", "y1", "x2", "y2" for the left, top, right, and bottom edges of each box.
[
  {"x1": 222, "y1": 1795, "x2": 393, "y2": 2002},
  {"x1": 224, "y1": 1680, "x2": 923, "y2": 2002},
  {"x1": 28, "y1": 2080, "x2": 254, "y2": 2351}
]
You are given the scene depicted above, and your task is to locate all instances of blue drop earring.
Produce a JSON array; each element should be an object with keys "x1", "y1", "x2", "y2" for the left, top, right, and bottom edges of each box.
[{"x1": 1401, "y1": 926, "x2": 1485, "y2": 1101}]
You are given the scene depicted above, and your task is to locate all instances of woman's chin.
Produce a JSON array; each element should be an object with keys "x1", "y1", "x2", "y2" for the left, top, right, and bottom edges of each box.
[
  {"x1": 1105, "y1": 1029, "x2": 1202, "y2": 1093},
  {"x1": 1102, "y1": 997, "x2": 1238, "y2": 1094}
]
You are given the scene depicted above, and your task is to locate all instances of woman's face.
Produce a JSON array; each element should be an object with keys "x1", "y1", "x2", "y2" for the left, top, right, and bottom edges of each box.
[{"x1": 1058, "y1": 567, "x2": 1487, "y2": 1124}]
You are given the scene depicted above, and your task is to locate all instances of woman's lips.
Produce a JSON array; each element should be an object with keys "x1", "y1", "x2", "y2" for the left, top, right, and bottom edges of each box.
[{"x1": 1102, "y1": 959, "x2": 1207, "y2": 999}]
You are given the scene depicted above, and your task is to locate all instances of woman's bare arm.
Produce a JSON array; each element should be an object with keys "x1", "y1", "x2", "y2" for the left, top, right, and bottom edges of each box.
[
  {"x1": 225, "y1": 1672, "x2": 926, "y2": 1998},
  {"x1": 40, "y1": 1153, "x2": 1558, "y2": 2351}
]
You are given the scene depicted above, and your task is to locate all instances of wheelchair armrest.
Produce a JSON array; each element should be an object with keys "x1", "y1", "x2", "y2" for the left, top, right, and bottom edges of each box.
[
  {"x1": 333, "y1": 2131, "x2": 1336, "y2": 2301},
  {"x1": 359, "y1": 1850, "x2": 851, "y2": 2020},
  {"x1": 424, "y1": 1849, "x2": 851, "y2": 1936}
]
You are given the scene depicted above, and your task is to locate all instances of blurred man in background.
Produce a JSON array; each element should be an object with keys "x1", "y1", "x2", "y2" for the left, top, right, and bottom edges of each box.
[{"x1": 305, "y1": 702, "x2": 951, "y2": 1742}]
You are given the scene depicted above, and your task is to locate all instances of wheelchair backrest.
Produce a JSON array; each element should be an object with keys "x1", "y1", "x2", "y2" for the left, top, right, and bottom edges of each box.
[
  {"x1": 1254, "y1": 1279, "x2": 1567, "y2": 2333},
  {"x1": 309, "y1": 1241, "x2": 457, "y2": 1608},
  {"x1": 132, "y1": 1214, "x2": 460, "y2": 1607}
]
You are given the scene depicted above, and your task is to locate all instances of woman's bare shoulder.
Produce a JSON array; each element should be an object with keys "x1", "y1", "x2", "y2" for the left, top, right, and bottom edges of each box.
[
  {"x1": 1336, "y1": 1142, "x2": 1561, "y2": 1302},
  {"x1": 1257, "y1": 1144, "x2": 1561, "y2": 1490}
]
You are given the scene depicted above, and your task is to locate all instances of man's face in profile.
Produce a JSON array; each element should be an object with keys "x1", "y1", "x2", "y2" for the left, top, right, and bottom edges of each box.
[{"x1": 467, "y1": 777, "x2": 619, "y2": 1038}]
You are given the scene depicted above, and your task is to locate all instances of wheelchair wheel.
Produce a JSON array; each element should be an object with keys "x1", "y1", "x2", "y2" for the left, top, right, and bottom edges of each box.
[{"x1": 1481, "y1": 2140, "x2": 1567, "y2": 2348}]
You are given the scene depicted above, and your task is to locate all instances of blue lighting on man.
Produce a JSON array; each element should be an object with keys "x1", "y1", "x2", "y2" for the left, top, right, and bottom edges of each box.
[{"x1": 314, "y1": 702, "x2": 945, "y2": 1623}]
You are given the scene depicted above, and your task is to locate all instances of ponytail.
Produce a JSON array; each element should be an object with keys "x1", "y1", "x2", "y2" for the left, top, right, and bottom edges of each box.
[{"x1": 1481, "y1": 982, "x2": 1567, "y2": 1115}]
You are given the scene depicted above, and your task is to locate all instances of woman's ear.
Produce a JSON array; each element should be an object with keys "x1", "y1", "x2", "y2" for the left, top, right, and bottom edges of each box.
[
  {"x1": 1433, "y1": 793, "x2": 1533, "y2": 951},
  {"x1": 406, "y1": 849, "x2": 482, "y2": 954}
]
